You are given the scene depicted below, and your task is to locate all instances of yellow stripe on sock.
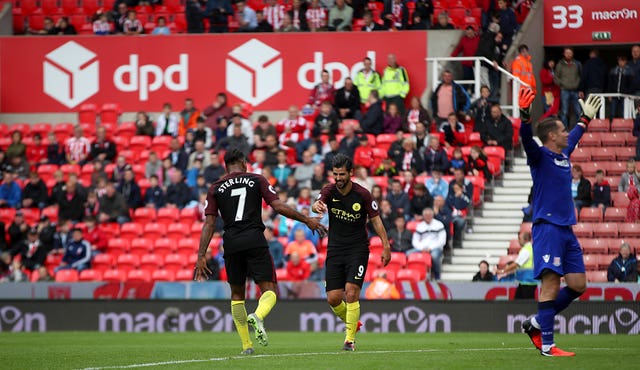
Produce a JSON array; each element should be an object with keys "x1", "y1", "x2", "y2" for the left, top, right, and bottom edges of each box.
[{"x1": 231, "y1": 300, "x2": 253, "y2": 350}]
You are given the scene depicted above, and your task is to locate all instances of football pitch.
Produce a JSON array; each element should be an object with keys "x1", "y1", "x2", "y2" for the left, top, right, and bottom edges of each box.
[{"x1": 1, "y1": 332, "x2": 639, "y2": 369}]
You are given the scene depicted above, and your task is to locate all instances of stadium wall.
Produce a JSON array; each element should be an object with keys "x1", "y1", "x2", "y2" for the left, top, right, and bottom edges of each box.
[{"x1": 1, "y1": 300, "x2": 638, "y2": 334}]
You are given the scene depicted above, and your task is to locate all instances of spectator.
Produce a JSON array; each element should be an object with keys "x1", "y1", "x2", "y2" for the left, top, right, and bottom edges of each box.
[
  {"x1": 216, "y1": 123, "x2": 251, "y2": 156},
  {"x1": 353, "y1": 136, "x2": 375, "y2": 172},
  {"x1": 255, "y1": 10, "x2": 274, "y2": 32},
  {"x1": 578, "y1": 49, "x2": 608, "y2": 99},
  {"x1": 205, "y1": 0, "x2": 233, "y2": 33},
  {"x1": 497, "y1": 231, "x2": 537, "y2": 298},
  {"x1": 571, "y1": 165, "x2": 591, "y2": 212},
  {"x1": 475, "y1": 22, "x2": 500, "y2": 90},
  {"x1": 607, "y1": 55, "x2": 635, "y2": 120},
  {"x1": 413, "y1": 0, "x2": 433, "y2": 28},
  {"x1": 361, "y1": 10, "x2": 385, "y2": 31},
  {"x1": 276, "y1": 106, "x2": 309, "y2": 147},
  {"x1": 383, "y1": 0, "x2": 408, "y2": 30},
  {"x1": 308, "y1": 70, "x2": 335, "y2": 109},
  {"x1": 354, "y1": 57, "x2": 382, "y2": 105},
  {"x1": 84, "y1": 216, "x2": 106, "y2": 255},
  {"x1": 143, "y1": 151, "x2": 161, "y2": 180},
  {"x1": 431, "y1": 11, "x2": 453, "y2": 30},
  {"x1": 29, "y1": 16, "x2": 57, "y2": 35},
  {"x1": 122, "y1": 10, "x2": 143, "y2": 34},
  {"x1": 365, "y1": 271, "x2": 401, "y2": 299},
  {"x1": 54, "y1": 17, "x2": 77, "y2": 35},
  {"x1": 6, "y1": 131, "x2": 25, "y2": 161},
  {"x1": 386, "y1": 179, "x2": 411, "y2": 216},
  {"x1": 289, "y1": 0, "x2": 308, "y2": 31},
  {"x1": 607, "y1": 243, "x2": 637, "y2": 282},
  {"x1": 619, "y1": 159, "x2": 640, "y2": 193},
  {"x1": 471, "y1": 86, "x2": 496, "y2": 132},
  {"x1": 35, "y1": 217, "x2": 55, "y2": 253},
  {"x1": 167, "y1": 137, "x2": 189, "y2": 172},
  {"x1": 352, "y1": 166, "x2": 375, "y2": 192},
  {"x1": 328, "y1": 0, "x2": 353, "y2": 31},
  {"x1": 389, "y1": 216, "x2": 413, "y2": 253},
  {"x1": 310, "y1": 164, "x2": 328, "y2": 195},
  {"x1": 201, "y1": 92, "x2": 230, "y2": 131},
  {"x1": 235, "y1": 0, "x2": 258, "y2": 31},
  {"x1": 446, "y1": 182, "x2": 470, "y2": 248},
  {"x1": 383, "y1": 103, "x2": 403, "y2": 134},
  {"x1": 22, "y1": 172, "x2": 48, "y2": 209},
  {"x1": 226, "y1": 108, "x2": 254, "y2": 145},
  {"x1": 186, "y1": 0, "x2": 205, "y2": 33},
  {"x1": 635, "y1": 107, "x2": 640, "y2": 161},
  {"x1": 46, "y1": 132, "x2": 65, "y2": 165},
  {"x1": 411, "y1": 123, "x2": 430, "y2": 158},
  {"x1": 334, "y1": 77, "x2": 361, "y2": 120},
  {"x1": 432, "y1": 195, "x2": 452, "y2": 242},
  {"x1": 497, "y1": 0, "x2": 516, "y2": 45},
  {"x1": 55, "y1": 228, "x2": 91, "y2": 273},
  {"x1": 178, "y1": 98, "x2": 200, "y2": 137},
  {"x1": 51, "y1": 219, "x2": 72, "y2": 254},
  {"x1": 98, "y1": 182, "x2": 129, "y2": 224},
  {"x1": 188, "y1": 140, "x2": 211, "y2": 169},
  {"x1": 451, "y1": 26, "x2": 480, "y2": 84},
  {"x1": 479, "y1": 104, "x2": 513, "y2": 151},
  {"x1": 276, "y1": 13, "x2": 298, "y2": 32},
  {"x1": 393, "y1": 138, "x2": 424, "y2": 175},
  {"x1": 431, "y1": 70, "x2": 470, "y2": 124},
  {"x1": 2, "y1": 257, "x2": 27, "y2": 282},
  {"x1": 118, "y1": 169, "x2": 142, "y2": 210},
  {"x1": 374, "y1": 157, "x2": 397, "y2": 178},
  {"x1": 626, "y1": 184, "x2": 640, "y2": 223},
  {"x1": 111, "y1": 155, "x2": 131, "y2": 186},
  {"x1": 263, "y1": 0, "x2": 286, "y2": 30},
  {"x1": 285, "y1": 228, "x2": 317, "y2": 265},
  {"x1": 151, "y1": 16, "x2": 170, "y2": 35},
  {"x1": 165, "y1": 169, "x2": 194, "y2": 209},
  {"x1": 468, "y1": 146, "x2": 492, "y2": 181},
  {"x1": 410, "y1": 183, "x2": 433, "y2": 219},
  {"x1": 489, "y1": 31, "x2": 508, "y2": 98},
  {"x1": 472, "y1": 260, "x2": 495, "y2": 281},
  {"x1": 84, "y1": 190, "x2": 100, "y2": 219},
  {"x1": 409, "y1": 208, "x2": 446, "y2": 280},
  {"x1": 253, "y1": 115, "x2": 277, "y2": 150},
  {"x1": 286, "y1": 251, "x2": 312, "y2": 281},
  {"x1": 90, "y1": 126, "x2": 117, "y2": 163},
  {"x1": 293, "y1": 151, "x2": 315, "y2": 188},
  {"x1": 8, "y1": 211, "x2": 28, "y2": 249},
  {"x1": 630, "y1": 45, "x2": 640, "y2": 96},
  {"x1": 380, "y1": 54, "x2": 410, "y2": 116},
  {"x1": 555, "y1": 47, "x2": 582, "y2": 128},
  {"x1": 132, "y1": 111, "x2": 154, "y2": 137},
  {"x1": 404, "y1": 97, "x2": 431, "y2": 133},
  {"x1": 591, "y1": 169, "x2": 611, "y2": 211},
  {"x1": 424, "y1": 136, "x2": 450, "y2": 174},
  {"x1": 144, "y1": 175, "x2": 166, "y2": 209},
  {"x1": 511, "y1": 44, "x2": 536, "y2": 94},
  {"x1": 65, "y1": 125, "x2": 91, "y2": 165},
  {"x1": 360, "y1": 89, "x2": 384, "y2": 135},
  {"x1": 313, "y1": 101, "x2": 339, "y2": 137},
  {"x1": 16, "y1": 228, "x2": 47, "y2": 272},
  {"x1": 338, "y1": 122, "x2": 359, "y2": 158},
  {"x1": 409, "y1": 12, "x2": 429, "y2": 30},
  {"x1": 449, "y1": 147, "x2": 466, "y2": 174},
  {"x1": 50, "y1": 170, "x2": 65, "y2": 203},
  {"x1": 540, "y1": 59, "x2": 560, "y2": 118},
  {"x1": 265, "y1": 227, "x2": 285, "y2": 269},
  {"x1": 439, "y1": 113, "x2": 465, "y2": 147},
  {"x1": 449, "y1": 167, "x2": 473, "y2": 200},
  {"x1": 0, "y1": 170, "x2": 21, "y2": 208},
  {"x1": 155, "y1": 103, "x2": 180, "y2": 137}
]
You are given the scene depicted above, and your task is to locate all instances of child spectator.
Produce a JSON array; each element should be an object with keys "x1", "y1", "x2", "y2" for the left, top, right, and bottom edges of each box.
[
  {"x1": 55, "y1": 228, "x2": 91, "y2": 273},
  {"x1": 439, "y1": 113, "x2": 465, "y2": 147},
  {"x1": 468, "y1": 146, "x2": 492, "y2": 181},
  {"x1": 93, "y1": 11, "x2": 111, "y2": 35},
  {"x1": 152, "y1": 16, "x2": 171, "y2": 35},
  {"x1": 144, "y1": 175, "x2": 166, "y2": 209},
  {"x1": 84, "y1": 216, "x2": 106, "y2": 255},
  {"x1": 26, "y1": 134, "x2": 47, "y2": 165},
  {"x1": 450, "y1": 147, "x2": 466, "y2": 173},
  {"x1": 123, "y1": 10, "x2": 143, "y2": 35},
  {"x1": 84, "y1": 191, "x2": 100, "y2": 219},
  {"x1": 591, "y1": 169, "x2": 611, "y2": 211}
]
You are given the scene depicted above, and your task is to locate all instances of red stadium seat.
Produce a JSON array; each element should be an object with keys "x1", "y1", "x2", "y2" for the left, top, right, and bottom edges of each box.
[
  {"x1": 99, "y1": 222, "x2": 120, "y2": 240},
  {"x1": 376, "y1": 133, "x2": 397, "y2": 144},
  {"x1": 91, "y1": 253, "x2": 114, "y2": 273},
  {"x1": 112, "y1": 136, "x2": 130, "y2": 152},
  {"x1": 614, "y1": 147, "x2": 636, "y2": 161},
  {"x1": 406, "y1": 253, "x2": 431, "y2": 280},
  {"x1": 116, "y1": 254, "x2": 140, "y2": 273},
  {"x1": 154, "y1": 238, "x2": 176, "y2": 257},
  {"x1": 612, "y1": 192, "x2": 630, "y2": 207},
  {"x1": 579, "y1": 162, "x2": 602, "y2": 177},
  {"x1": 103, "y1": 269, "x2": 127, "y2": 283},
  {"x1": 497, "y1": 254, "x2": 517, "y2": 269},
  {"x1": 604, "y1": 162, "x2": 626, "y2": 176},
  {"x1": 167, "y1": 223, "x2": 190, "y2": 240},
  {"x1": 151, "y1": 135, "x2": 172, "y2": 153},
  {"x1": 20, "y1": 208, "x2": 40, "y2": 225},
  {"x1": 179, "y1": 207, "x2": 198, "y2": 223},
  {"x1": 130, "y1": 238, "x2": 153, "y2": 257},
  {"x1": 152, "y1": 269, "x2": 175, "y2": 282},
  {"x1": 79, "y1": 0, "x2": 100, "y2": 15},
  {"x1": 144, "y1": 223, "x2": 166, "y2": 241},
  {"x1": 369, "y1": 268, "x2": 396, "y2": 283},
  {"x1": 596, "y1": 254, "x2": 614, "y2": 270},
  {"x1": 386, "y1": 252, "x2": 407, "y2": 273},
  {"x1": 129, "y1": 135, "x2": 152, "y2": 154},
  {"x1": 586, "y1": 270, "x2": 607, "y2": 283},
  {"x1": 157, "y1": 207, "x2": 180, "y2": 225},
  {"x1": 60, "y1": 163, "x2": 80, "y2": 177},
  {"x1": 570, "y1": 147, "x2": 590, "y2": 162},
  {"x1": 133, "y1": 207, "x2": 156, "y2": 224},
  {"x1": 604, "y1": 207, "x2": 626, "y2": 222},
  {"x1": 600, "y1": 133, "x2": 626, "y2": 147},
  {"x1": 396, "y1": 268, "x2": 421, "y2": 283},
  {"x1": 116, "y1": 122, "x2": 137, "y2": 140},
  {"x1": 581, "y1": 239, "x2": 608, "y2": 254},
  {"x1": 175, "y1": 269, "x2": 194, "y2": 281},
  {"x1": 619, "y1": 223, "x2": 640, "y2": 238},
  {"x1": 579, "y1": 132, "x2": 601, "y2": 147},
  {"x1": 177, "y1": 238, "x2": 198, "y2": 255},
  {"x1": 127, "y1": 269, "x2": 151, "y2": 283},
  {"x1": 582, "y1": 254, "x2": 598, "y2": 271},
  {"x1": 590, "y1": 147, "x2": 615, "y2": 162},
  {"x1": 106, "y1": 239, "x2": 129, "y2": 257},
  {"x1": 140, "y1": 254, "x2": 164, "y2": 273},
  {"x1": 79, "y1": 269, "x2": 103, "y2": 282},
  {"x1": 579, "y1": 207, "x2": 603, "y2": 222},
  {"x1": 0, "y1": 208, "x2": 16, "y2": 224},
  {"x1": 100, "y1": 103, "x2": 121, "y2": 124},
  {"x1": 31, "y1": 122, "x2": 52, "y2": 139},
  {"x1": 19, "y1": 0, "x2": 40, "y2": 15},
  {"x1": 55, "y1": 269, "x2": 79, "y2": 282},
  {"x1": 369, "y1": 236, "x2": 383, "y2": 252},
  {"x1": 275, "y1": 268, "x2": 289, "y2": 281},
  {"x1": 164, "y1": 253, "x2": 185, "y2": 271},
  {"x1": 592, "y1": 223, "x2": 619, "y2": 238},
  {"x1": 119, "y1": 222, "x2": 143, "y2": 241},
  {"x1": 587, "y1": 118, "x2": 610, "y2": 132},
  {"x1": 611, "y1": 118, "x2": 633, "y2": 132}
]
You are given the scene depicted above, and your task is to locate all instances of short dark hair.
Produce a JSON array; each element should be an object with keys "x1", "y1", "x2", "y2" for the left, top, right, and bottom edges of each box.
[
  {"x1": 224, "y1": 149, "x2": 246, "y2": 167},
  {"x1": 595, "y1": 169, "x2": 604, "y2": 175},
  {"x1": 535, "y1": 117, "x2": 561, "y2": 143},
  {"x1": 332, "y1": 153, "x2": 353, "y2": 172},
  {"x1": 479, "y1": 260, "x2": 489, "y2": 268},
  {"x1": 518, "y1": 44, "x2": 528, "y2": 53},
  {"x1": 157, "y1": 16, "x2": 166, "y2": 22},
  {"x1": 196, "y1": 116, "x2": 205, "y2": 123}
]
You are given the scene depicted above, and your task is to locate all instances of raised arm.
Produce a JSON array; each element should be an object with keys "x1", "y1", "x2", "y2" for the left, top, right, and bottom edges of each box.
[
  {"x1": 518, "y1": 87, "x2": 542, "y2": 165},
  {"x1": 566, "y1": 94, "x2": 603, "y2": 155},
  {"x1": 370, "y1": 215, "x2": 391, "y2": 267}
]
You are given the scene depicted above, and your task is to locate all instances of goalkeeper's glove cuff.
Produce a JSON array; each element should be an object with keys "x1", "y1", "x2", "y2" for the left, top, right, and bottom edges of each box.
[
  {"x1": 520, "y1": 108, "x2": 531, "y2": 123},
  {"x1": 578, "y1": 115, "x2": 590, "y2": 127}
]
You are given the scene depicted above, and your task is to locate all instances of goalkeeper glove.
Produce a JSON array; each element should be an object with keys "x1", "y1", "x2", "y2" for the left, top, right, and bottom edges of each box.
[
  {"x1": 578, "y1": 95, "x2": 603, "y2": 122},
  {"x1": 518, "y1": 87, "x2": 535, "y2": 123}
]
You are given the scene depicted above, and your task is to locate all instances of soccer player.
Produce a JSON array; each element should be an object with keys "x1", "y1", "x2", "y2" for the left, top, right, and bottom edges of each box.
[
  {"x1": 518, "y1": 87, "x2": 601, "y2": 356},
  {"x1": 194, "y1": 149, "x2": 326, "y2": 355},
  {"x1": 312, "y1": 154, "x2": 392, "y2": 351}
]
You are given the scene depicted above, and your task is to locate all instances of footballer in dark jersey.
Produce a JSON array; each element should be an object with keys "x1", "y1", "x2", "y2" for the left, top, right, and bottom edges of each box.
[
  {"x1": 312, "y1": 153, "x2": 391, "y2": 351},
  {"x1": 195, "y1": 149, "x2": 325, "y2": 355}
]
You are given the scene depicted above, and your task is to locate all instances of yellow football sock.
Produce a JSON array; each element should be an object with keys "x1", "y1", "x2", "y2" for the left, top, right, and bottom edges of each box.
[
  {"x1": 331, "y1": 300, "x2": 347, "y2": 322},
  {"x1": 231, "y1": 300, "x2": 253, "y2": 350},
  {"x1": 255, "y1": 290, "x2": 277, "y2": 320},
  {"x1": 345, "y1": 301, "x2": 360, "y2": 343}
]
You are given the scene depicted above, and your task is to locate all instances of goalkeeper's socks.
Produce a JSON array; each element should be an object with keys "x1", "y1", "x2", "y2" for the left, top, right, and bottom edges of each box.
[
  {"x1": 345, "y1": 301, "x2": 360, "y2": 343},
  {"x1": 553, "y1": 287, "x2": 582, "y2": 315},
  {"x1": 255, "y1": 290, "x2": 277, "y2": 321},
  {"x1": 536, "y1": 301, "x2": 555, "y2": 348},
  {"x1": 231, "y1": 300, "x2": 253, "y2": 350},
  {"x1": 331, "y1": 300, "x2": 347, "y2": 322}
]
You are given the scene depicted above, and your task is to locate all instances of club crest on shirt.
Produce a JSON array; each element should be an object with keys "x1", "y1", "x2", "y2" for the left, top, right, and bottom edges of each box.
[
  {"x1": 553, "y1": 257, "x2": 561, "y2": 267},
  {"x1": 543, "y1": 254, "x2": 550, "y2": 263},
  {"x1": 352, "y1": 203, "x2": 361, "y2": 211},
  {"x1": 553, "y1": 158, "x2": 570, "y2": 167}
]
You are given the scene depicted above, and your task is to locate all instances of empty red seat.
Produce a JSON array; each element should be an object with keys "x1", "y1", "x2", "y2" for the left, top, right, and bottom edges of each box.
[
  {"x1": 31, "y1": 122, "x2": 52, "y2": 138},
  {"x1": 579, "y1": 132, "x2": 601, "y2": 147},
  {"x1": 590, "y1": 147, "x2": 615, "y2": 161},
  {"x1": 596, "y1": 254, "x2": 614, "y2": 270},
  {"x1": 579, "y1": 162, "x2": 601, "y2": 177},
  {"x1": 619, "y1": 223, "x2": 640, "y2": 238},
  {"x1": 127, "y1": 269, "x2": 151, "y2": 283},
  {"x1": 604, "y1": 162, "x2": 626, "y2": 176},
  {"x1": 79, "y1": 269, "x2": 103, "y2": 281},
  {"x1": 612, "y1": 192, "x2": 630, "y2": 207},
  {"x1": 133, "y1": 207, "x2": 156, "y2": 223},
  {"x1": 174, "y1": 269, "x2": 193, "y2": 281},
  {"x1": 55, "y1": 269, "x2": 79, "y2": 282},
  {"x1": 600, "y1": 133, "x2": 626, "y2": 147},
  {"x1": 611, "y1": 118, "x2": 633, "y2": 132},
  {"x1": 116, "y1": 122, "x2": 137, "y2": 140},
  {"x1": 152, "y1": 269, "x2": 175, "y2": 282},
  {"x1": 164, "y1": 253, "x2": 186, "y2": 271},
  {"x1": 20, "y1": 208, "x2": 40, "y2": 225},
  {"x1": 582, "y1": 255, "x2": 599, "y2": 271},
  {"x1": 167, "y1": 223, "x2": 190, "y2": 240},
  {"x1": 498, "y1": 254, "x2": 517, "y2": 269},
  {"x1": 177, "y1": 238, "x2": 197, "y2": 254},
  {"x1": 586, "y1": 270, "x2": 607, "y2": 283},
  {"x1": 396, "y1": 268, "x2": 421, "y2": 283},
  {"x1": 581, "y1": 239, "x2": 608, "y2": 254},
  {"x1": 604, "y1": 207, "x2": 626, "y2": 222},
  {"x1": 593, "y1": 223, "x2": 619, "y2": 238},
  {"x1": 275, "y1": 268, "x2": 289, "y2": 281},
  {"x1": 179, "y1": 207, "x2": 198, "y2": 223},
  {"x1": 587, "y1": 118, "x2": 609, "y2": 132},
  {"x1": 387, "y1": 252, "x2": 407, "y2": 270},
  {"x1": 92, "y1": 253, "x2": 114, "y2": 273},
  {"x1": 130, "y1": 238, "x2": 153, "y2": 257},
  {"x1": 60, "y1": 163, "x2": 80, "y2": 176},
  {"x1": 120, "y1": 222, "x2": 143, "y2": 241},
  {"x1": 579, "y1": 207, "x2": 603, "y2": 222},
  {"x1": 106, "y1": 239, "x2": 129, "y2": 257},
  {"x1": 140, "y1": 254, "x2": 164, "y2": 273},
  {"x1": 144, "y1": 223, "x2": 166, "y2": 240},
  {"x1": 129, "y1": 135, "x2": 152, "y2": 154},
  {"x1": 614, "y1": 147, "x2": 635, "y2": 161},
  {"x1": 117, "y1": 254, "x2": 140, "y2": 273},
  {"x1": 157, "y1": 207, "x2": 180, "y2": 225},
  {"x1": 103, "y1": 269, "x2": 127, "y2": 283},
  {"x1": 369, "y1": 268, "x2": 396, "y2": 283},
  {"x1": 154, "y1": 238, "x2": 176, "y2": 256},
  {"x1": 407, "y1": 253, "x2": 431, "y2": 280},
  {"x1": 369, "y1": 236, "x2": 383, "y2": 252},
  {"x1": 151, "y1": 135, "x2": 172, "y2": 153},
  {"x1": 100, "y1": 103, "x2": 121, "y2": 124}
]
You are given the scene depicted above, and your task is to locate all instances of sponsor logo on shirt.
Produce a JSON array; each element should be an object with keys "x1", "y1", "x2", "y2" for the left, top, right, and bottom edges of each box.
[
  {"x1": 553, "y1": 158, "x2": 570, "y2": 167},
  {"x1": 330, "y1": 208, "x2": 361, "y2": 222},
  {"x1": 553, "y1": 257, "x2": 561, "y2": 267},
  {"x1": 543, "y1": 254, "x2": 551, "y2": 263}
]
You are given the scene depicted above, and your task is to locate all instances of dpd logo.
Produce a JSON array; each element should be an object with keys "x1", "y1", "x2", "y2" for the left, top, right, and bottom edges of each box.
[
  {"x1": 226, "y1": 39, "x2": 283, "y2": 106},
  {"x1": 43, "y1": 41, "x2": 99, "y2": 109}
]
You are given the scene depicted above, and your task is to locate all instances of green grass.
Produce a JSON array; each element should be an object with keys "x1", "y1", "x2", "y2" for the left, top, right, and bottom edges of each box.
[{"x1": 0, "y1": 332, "x2": 638, "y2": 369}]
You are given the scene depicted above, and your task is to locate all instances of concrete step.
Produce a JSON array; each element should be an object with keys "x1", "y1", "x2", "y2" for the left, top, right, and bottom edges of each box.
[
  {"x1": 465, "y1": 233, "x2": 514, "y2": 241},
  {"x1": 498, "y1": 180, "x2": 533, "y2": 188},
  {"x1": 473, "y1": 217, "x2": 522, "y2": 226},
  {"x1": 503, "y1": 172, "x2": 532, "y2": 180},
  {"x1": 482, "y1": 202, "x2": 522, "y2": 210},
  {"x1": 471, "y1": 224, "x2": 520, "y2": 233},
  {"x1": 453, "y1": 248, "x2": 507, "y2": 257},
  {"x1": 490, "y1": 194, "x2": 527, "y2": 203},
  {"x1": 440, "y1": 272, "x2": 474, "y2": 281},
  {"x1": 462, "y1": 240, "x2": 511, "y2": 249},
  {"x1": 514, "y1": 157, "x2": 529, "y2": 166},
  {"x1": 494, "y1": 187, "x2": 530, "y2": 195},
  {"x1": 452, "y1": 256, "x2": 499, "y2": 265},
  {"x1": 442, "y1": 264, "x2": 483, "y2": 272},
  {"x1": 481, "y1": 209, "x2": 525, "y2": 218}
]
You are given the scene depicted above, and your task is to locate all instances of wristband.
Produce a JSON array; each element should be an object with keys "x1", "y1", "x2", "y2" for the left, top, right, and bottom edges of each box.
[{"x1": 519, "y1": 108, "x2": 531, "y2": 123}]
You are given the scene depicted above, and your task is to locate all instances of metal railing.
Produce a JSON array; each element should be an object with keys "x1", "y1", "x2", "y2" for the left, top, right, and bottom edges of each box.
[
  {"x1": 590, "y1": 93, "x2": 640, "y2": 120},
  {"x1": 426, "y1": 56, "x2": 530, "y2": 118}
]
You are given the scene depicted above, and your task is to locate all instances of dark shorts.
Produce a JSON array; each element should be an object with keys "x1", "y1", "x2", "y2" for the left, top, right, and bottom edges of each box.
[
  {"x1": 532, "y1": 222, "x2": 585, "y2": 279},
  {"x1": 223, "y1": 247, "x2": 276, "y2": 286},
  {"x1": 325, "y1": 248, "x2": 369, "y2": 292}
]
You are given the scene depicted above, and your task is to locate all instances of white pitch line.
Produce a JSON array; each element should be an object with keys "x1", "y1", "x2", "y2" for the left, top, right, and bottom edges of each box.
[{"x1": 81, "y1": 347, "x2": 625, "y2": 370}]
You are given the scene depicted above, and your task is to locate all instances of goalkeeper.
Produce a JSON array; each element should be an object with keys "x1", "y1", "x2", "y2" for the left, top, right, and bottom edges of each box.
[{"x1": 517, "y1": 87, "x2": 601, "y2": 357}]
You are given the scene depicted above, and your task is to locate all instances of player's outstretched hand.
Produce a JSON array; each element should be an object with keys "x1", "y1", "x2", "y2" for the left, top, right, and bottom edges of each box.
[
  {"x1": 579, "y1": 94, "x2": 602, "y2": 121},
  {"x1": 313, "y1": 200, "x2": 327, "y2": 214},
  {"x1": 194, "y1": 256, "x2": 212, "y2": 282},
  {"x1": 518, "y1": 86, "x2": 535, "y2": 122},
  {"x1": 381, "y1": 249, "x2": 391, "y2": 267},
  {"x1": 306, "y1": 216, "x2": 328, "y2": 237}
]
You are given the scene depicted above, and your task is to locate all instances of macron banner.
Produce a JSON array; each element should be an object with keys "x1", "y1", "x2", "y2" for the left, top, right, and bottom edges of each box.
[
  {"x1": 544, "y1": 0, "x2": 640, "y2": 46},
  {"x1": 0, "y1": 32, "x2": 427, "y2": 113}
]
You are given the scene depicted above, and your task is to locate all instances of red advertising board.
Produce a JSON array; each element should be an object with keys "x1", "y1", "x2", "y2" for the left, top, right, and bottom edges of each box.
[
  {"x1": 544, "y1": 0, "x2": 640, "y2": 46},
  {"x1": 0, "y1": 32, "x2": 427, "y2": 113}
]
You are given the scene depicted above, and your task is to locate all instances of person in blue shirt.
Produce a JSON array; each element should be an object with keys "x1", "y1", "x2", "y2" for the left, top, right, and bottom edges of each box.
[
  {"x1": 152, "y1": 16, "x2": 171, "y2": 35},
  {"x1": 55, "y1": 228, "x2": 91, "y2": 273},
  {"x1": 518, "y1": 87, "x2": 601, "y2": 357},
  {"x1": 0, "y1": 171, "x2": 22, "y2": 208}
]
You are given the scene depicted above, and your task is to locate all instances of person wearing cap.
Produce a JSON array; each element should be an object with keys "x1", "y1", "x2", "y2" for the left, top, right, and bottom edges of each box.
[
  {"x1": 55, "y1": 227, "x2": 91, "y2": 273},
  {"x1": 0, "y1": 170, "x2": 22, "y2": 208},
  {"x1": 15, "y1": 228, "x2": 47, "y2": 272},
  {"x1": 22, "y1": 172, "x2": 49, "y2": 209}
]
